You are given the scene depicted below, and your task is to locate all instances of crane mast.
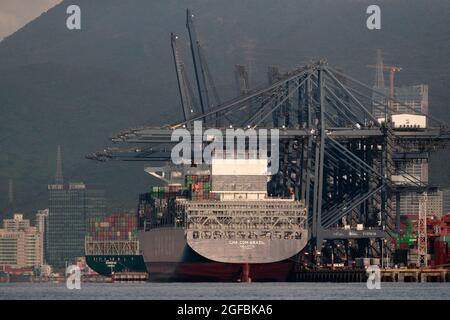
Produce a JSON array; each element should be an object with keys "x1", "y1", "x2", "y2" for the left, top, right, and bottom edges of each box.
[{"x1": 418, "y1": 193, "x2": 428, "y2": 268}]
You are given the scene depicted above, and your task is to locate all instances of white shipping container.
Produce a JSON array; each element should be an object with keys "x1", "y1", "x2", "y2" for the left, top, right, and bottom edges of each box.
[
  {"x1": 392, "y1": 114, "x2": 426, "y2": 129},
  {"x1": 212, "y1": 158, "x2": 268, "y2": 176}
]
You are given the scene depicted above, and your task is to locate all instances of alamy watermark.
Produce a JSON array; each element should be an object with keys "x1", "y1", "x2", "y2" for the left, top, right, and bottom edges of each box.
[
  {"x1": 66, "y1": 5, "x2": 81, "y2": 30},
  {"x1": 366, "y1": 5, "x2": 381, "y2": 30},
  {"x1": 366, "y1": 265, "x2": 381, "y2": 290},
  {"x1": 65, "y1": 5, "x2": 379, "y2": 32},
  {"x1": 171, "y1": 121, "x2": 280, "y2": 174},
  {"x1": 66, "y1": 265, "x2": 81, "y2": 290}
]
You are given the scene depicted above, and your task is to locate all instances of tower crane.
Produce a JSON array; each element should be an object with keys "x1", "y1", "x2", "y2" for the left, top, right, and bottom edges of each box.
[{"x1": 367, "y1": 64, "x2": 402, "y2": 100}]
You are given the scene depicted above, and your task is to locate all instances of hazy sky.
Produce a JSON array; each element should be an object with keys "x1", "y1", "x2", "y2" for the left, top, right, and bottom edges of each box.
[{"x1": 0, "y1": 0, "x2": 62, "y2": 40}]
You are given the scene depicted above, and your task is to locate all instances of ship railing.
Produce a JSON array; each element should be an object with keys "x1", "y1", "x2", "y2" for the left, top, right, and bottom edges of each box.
[
  {"x1": 189, "y1": 230, "x2": 304, "y2": 241},
  {"x1": 186, "y1": 211, "x2": 307, "y2": 218},
  {"x1": 85, "y1": 237, "x2": 140, "y2": 255}
]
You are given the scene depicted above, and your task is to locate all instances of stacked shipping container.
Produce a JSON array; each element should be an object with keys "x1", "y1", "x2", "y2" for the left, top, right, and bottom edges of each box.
[
  {"x1": 397, "y1": 217, "x2": 415, "y2": 250},
  {"x1": 433, "y1": 239, "x2": 448, "y2": 266},
  {"x1": 137, "y1": 175, "x2": 216, "y2": 230},
  {"x1": 396, "y1": 213, "x2": 450, "y2": 266},
  {"x1": 87, "y1": 212, "x2": 137, "y2": 241},
  {"x1": 137, "y1": 185, "x2": 188, "y2": 230},
  {"x1": 185, "y1": 175, "x2": 212, "y2": 200}
]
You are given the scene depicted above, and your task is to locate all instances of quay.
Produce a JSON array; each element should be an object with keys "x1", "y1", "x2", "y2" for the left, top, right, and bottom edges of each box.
[
  {"x1": 112, "y1": 272, "x2": 148, "y2": 282},
  {"x1": 291, "y1": 268, "x2": 449, "y2": 283},
  {"x1": 381, "y1": 268, "x2": 448, "y2": 282}
]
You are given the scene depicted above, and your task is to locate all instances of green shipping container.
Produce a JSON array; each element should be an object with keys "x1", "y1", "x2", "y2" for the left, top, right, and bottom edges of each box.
[{"x1": 439, "y1": 236, "x2": 450, "y2": 245}]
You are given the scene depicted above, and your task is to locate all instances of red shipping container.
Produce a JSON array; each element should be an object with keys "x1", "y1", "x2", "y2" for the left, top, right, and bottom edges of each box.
[{"x1": 434, "y1": 241, "x2": 447, "y2": 266}]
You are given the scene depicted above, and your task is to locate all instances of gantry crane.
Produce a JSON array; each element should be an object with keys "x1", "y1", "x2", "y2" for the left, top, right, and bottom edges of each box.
[{"x1": 87, "y1": 13, "x2": 450, "y2": 267}]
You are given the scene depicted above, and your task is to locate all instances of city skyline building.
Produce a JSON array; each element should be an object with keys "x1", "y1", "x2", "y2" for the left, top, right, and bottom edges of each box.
[
  {"x1": 46, "y1": 147, "x2": 106, "y2": 268},
  {"x1": 370, "y1": 50, "x2": 435, "y2": 218},
  {"x1": 36, "y1": 209, "x2": 48, "y2": 263},
  {"x1": 0, "y1": 213, "x2": 43, "y2": 267},
  {"x1": 397, "y1": 190, "x2": 443, "y2": 218},
  {"x1": 442, "y1": 188, "x2": 450, "y2": 215}
]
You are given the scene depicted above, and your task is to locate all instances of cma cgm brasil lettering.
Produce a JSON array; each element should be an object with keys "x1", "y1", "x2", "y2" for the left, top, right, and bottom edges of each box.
[{"x1": 137, "y1": 158, "x2": 308, "y2": 282}]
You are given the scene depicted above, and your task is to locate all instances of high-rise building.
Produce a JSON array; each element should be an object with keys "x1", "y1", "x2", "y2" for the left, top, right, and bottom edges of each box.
[
  {"x1": 427, "y1": 191, "x2": 443, "y2": 218},
  {"x1": 397, "y1": 190, "x2": 443, "y2": 218},
  {"x1": 36, "y1": 209, "x2": 48, "y2": 234},
  {"x1": 391, "y1": 85, "x2": 428, "y2": 115},
  {"x1": 393, "y1": 84, "x2": 429, "y2": 215},
  {"x1": 371, "y1": 51, "x2": 428, "y2": 119},
  {"x1": 0, "y1": 214, "x2": 43, "y2": 267},
  {"x1": 371, "y1": 52, "x2": 431, "y2": 219},
  {"x1": 442, "y1": 189, "x2": 450, "y2": 215},
  {"x1": 373, "y1": 84, "x2": 429, "y2": 119},
  {"x1": 1, "y1": 179, "x2": 15, "y2": 222},
  {"x1": 46, "y1": 146, "x2": 106, "y2": 268},
  {"x1": 47, "y1": 182, "x2": 106, "y2": 268},
  {"x1": 3, "y1": 213, "x2": 30, "y2": 231},
  {"x1": 36, "y1": 209, "x2": 48, "y2": 263}
]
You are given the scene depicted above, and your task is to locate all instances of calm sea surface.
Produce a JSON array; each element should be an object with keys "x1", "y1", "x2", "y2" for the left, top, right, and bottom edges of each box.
[{"x1": 0, "y1": 282, "x2": 449, "y2": 300}]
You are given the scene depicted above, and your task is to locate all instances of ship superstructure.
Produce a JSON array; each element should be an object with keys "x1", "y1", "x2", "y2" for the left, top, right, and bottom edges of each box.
[{"x1": 183, "y1": 158, "x2": 307, "y2": 264}]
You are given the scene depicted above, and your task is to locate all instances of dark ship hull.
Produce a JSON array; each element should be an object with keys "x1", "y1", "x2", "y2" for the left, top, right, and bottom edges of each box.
[
  {"x1": 86, "y1": 255, "x2": 146, "y2": 276},
  {"x1": 138, "y1": 227, "x2": 296, "y2": 282}
]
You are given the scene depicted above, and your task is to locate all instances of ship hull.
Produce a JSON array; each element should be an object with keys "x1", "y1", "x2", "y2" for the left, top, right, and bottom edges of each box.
[
  {"x1": 145, "y1": 261, "x2": 294, "y2": 282},
  {"x1": 138, "y1": 228, "x2": 297, "y2": 282},
  {"x1": 86, "y1": 255, "x2": 146, "y2": 276}
]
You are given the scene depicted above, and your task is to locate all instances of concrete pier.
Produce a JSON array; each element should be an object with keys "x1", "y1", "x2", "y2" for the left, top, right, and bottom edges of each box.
[
  {"x1": 382, "y1": 268, "x2": 448, "y2": 283},
  {"x1": 112, "y1": 272, "x2": 148, "y2": 282},
  {"x1": 291, "y1": 268, "x2": 449, "y2": 282},
  {"x1": 291, "y1": 269, "x2": 367, "y2": 282}
]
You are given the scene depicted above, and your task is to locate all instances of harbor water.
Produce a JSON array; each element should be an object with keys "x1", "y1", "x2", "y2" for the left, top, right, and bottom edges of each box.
[{"x1": 1, "y1": 282, "x2": 449, "y2": 300}]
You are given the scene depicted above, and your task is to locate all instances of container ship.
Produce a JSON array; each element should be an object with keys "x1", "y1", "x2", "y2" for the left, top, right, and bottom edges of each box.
[
  {"x1": 85, "y1": 212, "x2": 146, "y2": 275},
  {"x1": 137, "y1": 158, "x2": 308, "y2": 282}
]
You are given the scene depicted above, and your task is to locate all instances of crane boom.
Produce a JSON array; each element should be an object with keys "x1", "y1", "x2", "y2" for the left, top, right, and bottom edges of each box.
[
  {"x1": 186, "y1": 9, "x2": 209, "y2": 117},
  {"x1": 199, "y1": 45, "x2": 221, "y2": 107},
  {"x1": 170, "y1": 33, "x2": 196, "y2": 125},
  {"x1": 171, "y1": 33, "x2": 193, "y2": 123}
]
